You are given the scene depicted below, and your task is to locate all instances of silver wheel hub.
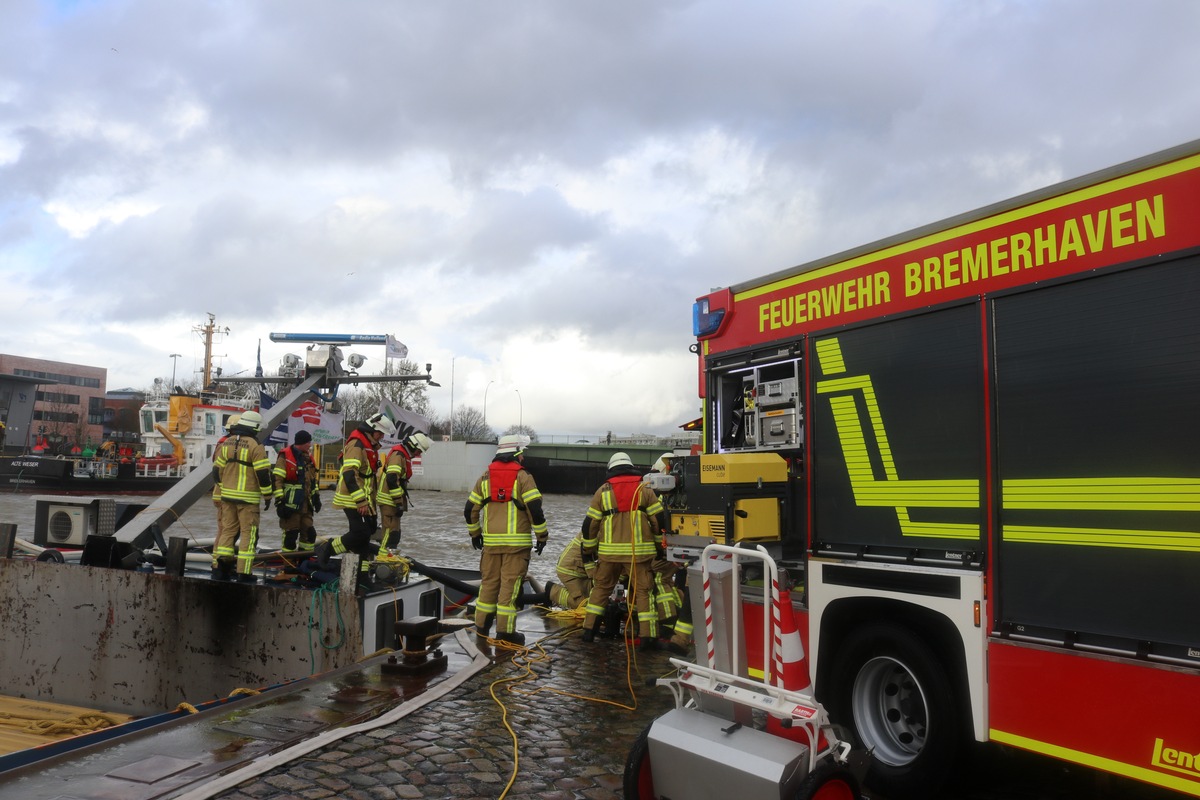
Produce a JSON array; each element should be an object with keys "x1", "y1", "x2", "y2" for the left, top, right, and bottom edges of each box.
[{"x1": 850, "y1": 655, "x2": 928, "y2": 766}]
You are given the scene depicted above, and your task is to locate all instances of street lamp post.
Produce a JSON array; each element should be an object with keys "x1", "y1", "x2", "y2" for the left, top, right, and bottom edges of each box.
[
  {"x1": 169, "y1": 354, "x2": 182, "y2": 389},
  {"x1": 449, "y1": 357, "x2": 456, "y2": 441},
  {"x1": 514, "y1": 388, "x2": 522, "y2": 429},
  {"x1": 483, "y1": 380, "x2": 495, "y2": 431}
]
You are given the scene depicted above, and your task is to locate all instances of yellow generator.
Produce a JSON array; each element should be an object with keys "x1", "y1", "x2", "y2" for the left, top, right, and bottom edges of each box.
[{"x1": 665, "y1": 452, "x2": 791, "y2": 554}]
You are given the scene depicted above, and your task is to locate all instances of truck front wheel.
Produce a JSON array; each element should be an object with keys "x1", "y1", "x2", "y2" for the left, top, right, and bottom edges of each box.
[{"x1": 827, "y1": 623, "x2": 963, "y2": 799}]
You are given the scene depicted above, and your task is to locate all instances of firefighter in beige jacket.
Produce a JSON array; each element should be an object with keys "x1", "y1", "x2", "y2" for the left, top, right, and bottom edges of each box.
[
  {"x1": 212, "y1": 410, "x2": 273, "y2": 582},
  {"x1": 464, "y1": 435, "x2": 548, "y2": 645}
]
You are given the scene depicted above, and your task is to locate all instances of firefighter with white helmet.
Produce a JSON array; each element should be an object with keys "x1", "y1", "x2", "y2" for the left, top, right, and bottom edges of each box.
[
  {"x1": 211, "y1": 414, "x2": 241, "y2": 524},
  {"x1": 464, "y1": 433, "x2": 547, "y2": 645},
  {"x1": 211, "y1": 410, "x2": 273, "y2": 582},
  {"x1": 580, "y1": 451, "x2": 666, "y2": 648},
  {"x1": 314, "y1": 412, "x2": 394, "y2": 575},
  {"x1": 375, "y1": 430, "x2": 432, "y2": 558},
  {"x1": 647, "y1": 451, "x2": 689, "y2": 654}
]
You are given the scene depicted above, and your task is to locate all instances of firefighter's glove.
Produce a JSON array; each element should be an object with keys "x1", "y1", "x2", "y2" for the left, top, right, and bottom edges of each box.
[
  {"x1": 471, "y1": 536, "x2": 484, "y2": 551},
  {"x1": 581, "y1": 548, "x2": 597, "y2": 564},
  {"x1": 263, "y1": 496, "x2": 272, "y2": 510},
  {"x1": 535, "y1": 539, "x2": 547, "y2": 556},
  {"x1": 655, "y1": 542, "x2": 667, "y2": 559},
  {"x1": 311, "y1": 494, "x2": 322, "y2": 513},
  {"x1": 276, "y1": 503, "x2": 288, "y2": 519}
]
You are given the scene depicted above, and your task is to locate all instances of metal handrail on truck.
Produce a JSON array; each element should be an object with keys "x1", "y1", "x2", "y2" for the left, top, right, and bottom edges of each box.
[{"x1": 625, "y1": 543, "x2": 859, "y2": 799}]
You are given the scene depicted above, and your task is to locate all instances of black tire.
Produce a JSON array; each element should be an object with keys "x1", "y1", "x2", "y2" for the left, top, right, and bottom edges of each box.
[
  {"x1": 792, "y1": 761, "x2": 861, "y2": 800},
  {"x1": 826, "y1": 622, "x2": 964, "y2": 799},
  {"x1": 622, "y1": 721, "x2": 656, "y2": 799}
]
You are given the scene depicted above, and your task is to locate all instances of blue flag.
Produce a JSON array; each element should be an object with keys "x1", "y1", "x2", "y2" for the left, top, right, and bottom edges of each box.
[{"x1": 259, "y1": 391, "x2": 289, "y2": 448}]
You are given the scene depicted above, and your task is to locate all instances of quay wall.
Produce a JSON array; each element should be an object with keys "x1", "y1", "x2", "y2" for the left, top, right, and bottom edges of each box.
[
  {"x1": 407, "y1": 441, "x2": 617, "y2": 495},
  {"x1": 0, "y1": 559, "x2": 363, "y2": 717},
  {"x1": 408, "y1": 441, "x2": 493, "y2": 493}
]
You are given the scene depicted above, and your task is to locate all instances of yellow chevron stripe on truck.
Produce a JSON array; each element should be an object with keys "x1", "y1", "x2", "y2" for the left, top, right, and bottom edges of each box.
[{"x1": 814, "y1": 338, "x2": 1200, "y2": 549}]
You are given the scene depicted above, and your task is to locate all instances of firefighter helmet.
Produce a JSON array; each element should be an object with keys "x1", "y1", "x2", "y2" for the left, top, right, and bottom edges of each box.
[
  {"x1": 652, "y1": 452, "x2": 673, "y2": 473},
  {"x1": 366, "y1": 413, "x2": 396, "y2": 437},
  {"x1": 496, "y1": 434, "x2": 529, "y2": 456},
  {"x1": 406, "y1": 432, "x2": 432, "y2": 453},
  {"x1": 607, "y1": 452, "x2": 633, "y2": 470},
  {"x1": 238, "y1": 410, "x2": 263, "y2": 431}
]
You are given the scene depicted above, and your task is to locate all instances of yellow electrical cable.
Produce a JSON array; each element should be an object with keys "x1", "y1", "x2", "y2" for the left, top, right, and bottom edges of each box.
[{"x1": 480, "y1": 485, "x2": 672, "y2": 797}]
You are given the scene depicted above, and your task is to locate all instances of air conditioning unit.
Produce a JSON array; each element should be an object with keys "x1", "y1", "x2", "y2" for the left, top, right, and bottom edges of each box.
[{"x1": 45, "y1": 504, "x2": 94, "y2": 546}]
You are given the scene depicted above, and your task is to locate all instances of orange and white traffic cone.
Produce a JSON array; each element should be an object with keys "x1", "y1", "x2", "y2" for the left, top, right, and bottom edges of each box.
[
  {"x1": 769, "y1": 588, "x2": 827, "y2": 750},
  {"x1": 776, "y1": 589, "x2": 810, "y2": 692}
]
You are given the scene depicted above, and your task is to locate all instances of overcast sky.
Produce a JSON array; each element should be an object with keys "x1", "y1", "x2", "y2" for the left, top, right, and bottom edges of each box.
[{"x1": 2, "y1": 0, "x2": 1198, "y2": 438}]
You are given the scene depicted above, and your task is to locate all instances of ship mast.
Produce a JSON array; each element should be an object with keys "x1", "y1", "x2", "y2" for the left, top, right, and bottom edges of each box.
[{"x1": 194, "y1": 313, "x2": 229, "y2": 393}]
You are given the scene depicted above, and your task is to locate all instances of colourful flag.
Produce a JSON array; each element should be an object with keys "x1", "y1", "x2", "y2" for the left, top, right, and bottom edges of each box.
[{"x1": 290, "y1": 398, "x2": 344, "y2": 446}]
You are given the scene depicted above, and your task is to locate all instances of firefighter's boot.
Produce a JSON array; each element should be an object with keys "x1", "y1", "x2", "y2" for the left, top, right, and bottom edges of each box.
[
  {"x1": 496, "y1": 630, "x2": 526, "y2": 646},
  {"x1": 313, "y1": 540, "x2": 333, "y2": 570},
  {"x1": 211, "y1": 559, "x2": 235, "y2": 582}
]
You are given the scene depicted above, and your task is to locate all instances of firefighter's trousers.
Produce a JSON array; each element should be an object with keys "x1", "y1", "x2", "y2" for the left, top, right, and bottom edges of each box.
[
  {"x1": 217, "y1": 500, "x2": 261, "y2": 576},
  {"x1": 584, "y1": 558, "x2": 655, "y2": 640},
  {"x1": 476, "y1": 546, "x2": 531, "y2": 635}
]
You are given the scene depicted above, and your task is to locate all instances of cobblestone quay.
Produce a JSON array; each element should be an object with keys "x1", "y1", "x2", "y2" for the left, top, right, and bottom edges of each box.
[
  {"x1": 212, "y1": 619, "x2": 679, "y2": 800},
  {"x1": 194, "y1": 603, "x2": 1187, "y2": 800}
]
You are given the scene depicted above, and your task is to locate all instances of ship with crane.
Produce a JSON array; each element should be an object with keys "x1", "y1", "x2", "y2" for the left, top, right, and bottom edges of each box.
[{"x1": 1, "y1": 316, "x2": 264, "y2": 494}]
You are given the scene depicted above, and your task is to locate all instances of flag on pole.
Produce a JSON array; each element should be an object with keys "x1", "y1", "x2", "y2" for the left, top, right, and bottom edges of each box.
[
  {"x1": 378, "y1": 399, "x2": 430, "y2": 442},
  {"x1": 378, "y1": 400, "x2": 430, "y2": 476},
  {"x1": 385, "y1": 335, "x2": 408, "y2": 360},
  {"x1": 289, "y1": 398, "x2": 345, "y2": 446},
  {"x1": 259, "y1": 391, "x2": 288, "y2": 448},
  {"x1": 261, "y1": 391, "x2": 345, "y2": 446}
]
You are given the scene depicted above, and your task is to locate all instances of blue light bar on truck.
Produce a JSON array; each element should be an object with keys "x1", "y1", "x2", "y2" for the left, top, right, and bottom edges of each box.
[{"x1": 693, "y1": 299, "x2": 726, "y2": 337}]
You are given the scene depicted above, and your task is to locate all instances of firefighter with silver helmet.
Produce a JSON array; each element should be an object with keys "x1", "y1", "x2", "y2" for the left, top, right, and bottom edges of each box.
[
  {"x1": 211, "y1": 410, "x2": 273, "y2": 582},
  {"x1": 646, "y1": 451, "x2": 690, "y2": 654},
  {"x1": 314, "y1": 412, "x2": 394, "y2": 573},
  {"x1": 580, "y1": 451, "x2": 666, "y2": 649},
  {"x1": 464, "y1": 434, "x2": 547, "y2": 645},
  {"x1": 211, "y1": 414, "x2": 241, "y2": 527},
  {"x1": 375, "y1": 431, "x2": 432, "y2": 558}
]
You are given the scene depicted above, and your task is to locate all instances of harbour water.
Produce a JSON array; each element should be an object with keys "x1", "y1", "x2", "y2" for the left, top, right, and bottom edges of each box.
[{"x1": 0, "y1": 488, "x2": 593, "y2": 585}]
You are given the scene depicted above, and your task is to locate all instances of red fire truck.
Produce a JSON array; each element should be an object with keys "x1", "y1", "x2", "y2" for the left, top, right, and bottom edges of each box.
[{"x1": 684, "y1": 139, "x2": 1200, "y2": 798}]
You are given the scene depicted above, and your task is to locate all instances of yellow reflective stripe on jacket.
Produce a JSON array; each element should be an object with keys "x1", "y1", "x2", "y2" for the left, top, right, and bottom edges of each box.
[
  {"x1": 476, "y1": 477, "x2": 533, "y2": 546},
  {"x1": 594, "y1": 483, "x2": 658, "y2": 557},
  {"x1": 215, "y1": 436, "x2": 271, "y2": 503},
  {"x1": 376, "y1": 460, "x2": 408, "y2": 507},
  {"x1": 333, "y1": 436, "x2": 378, "y2": 509},
  {"x1": 556, "y1": 535, "x2": 590, "y2": 578}
]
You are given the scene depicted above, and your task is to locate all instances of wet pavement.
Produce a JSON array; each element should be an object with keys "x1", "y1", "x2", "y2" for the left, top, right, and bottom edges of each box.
[
  {"x1": 207, "y1": 611, "x2": 679, "y2": 800},
  {"x1": 199, "y1": 606, "x2": 1181, "y2": 800}
]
